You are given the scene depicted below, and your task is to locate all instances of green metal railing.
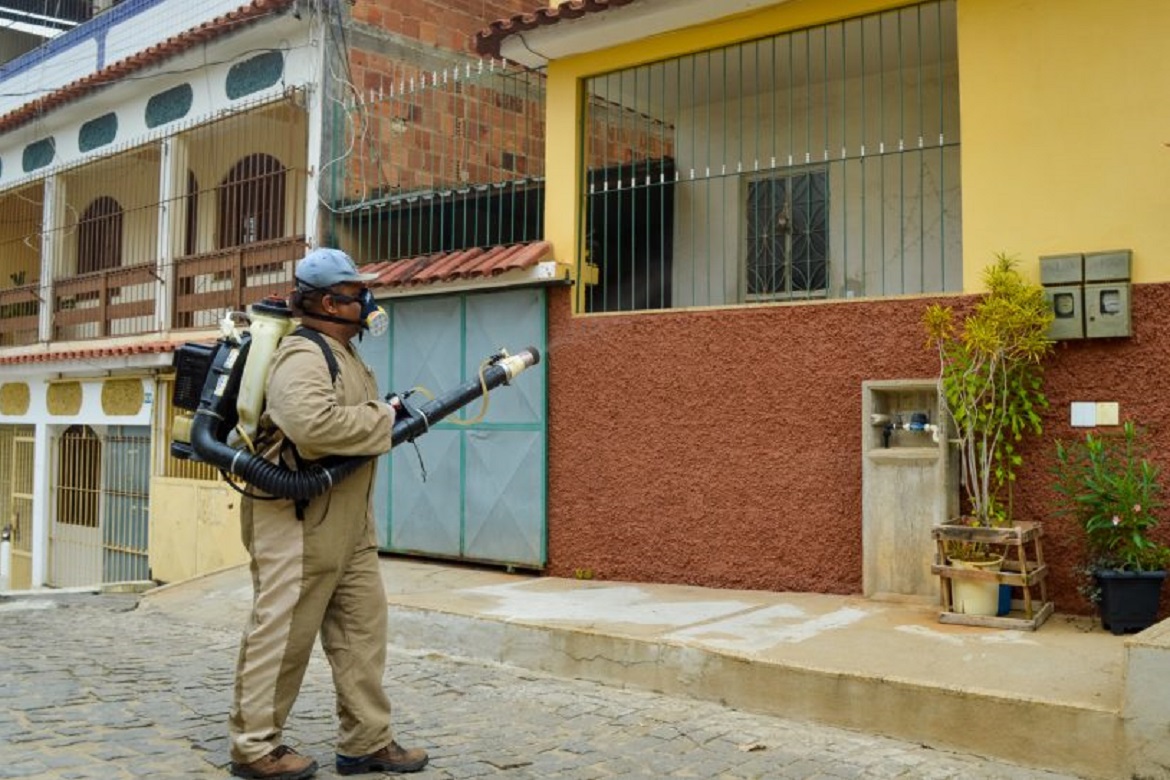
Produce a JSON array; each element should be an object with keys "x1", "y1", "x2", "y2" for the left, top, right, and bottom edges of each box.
[
  {"x1": 323, "y1": 58, "x2": 547, "y2": 266},
  {"x1": 582, "y1": 0, "x2": 961, "y2": 313}
]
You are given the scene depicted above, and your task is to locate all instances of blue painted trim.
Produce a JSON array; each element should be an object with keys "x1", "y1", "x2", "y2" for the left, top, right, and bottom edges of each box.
[
  {"x1": 0, "y1": 0, "x2": 171, "y2": 82},
  {"x1": 95, "y1": 28, "x2": 107, "y2": 70}
]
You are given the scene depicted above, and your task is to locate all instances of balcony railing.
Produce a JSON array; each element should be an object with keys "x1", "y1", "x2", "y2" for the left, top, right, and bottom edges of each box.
[
  {"x1": 53, "y1": 263, "x2": 158, "y2": 340},
  {"x1": 174, "y1": 235, "x2": 305, "y2": 329},
  {"x1": 0, "y1": 284, "x2": 40, "y2": 346},
  {"x1": 0, "y1": 235, "x2": 306, "y2": 346}
]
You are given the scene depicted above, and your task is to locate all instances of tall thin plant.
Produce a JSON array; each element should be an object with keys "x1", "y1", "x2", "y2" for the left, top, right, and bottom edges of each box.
[{"x1": 923, "y1": 254, "x2": 1054, "y2": 529}]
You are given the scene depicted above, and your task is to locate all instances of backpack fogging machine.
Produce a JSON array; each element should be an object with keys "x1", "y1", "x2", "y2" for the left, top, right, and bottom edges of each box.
[{"x1": 168, "y1": 296, "x2": 540, "y2": 501}]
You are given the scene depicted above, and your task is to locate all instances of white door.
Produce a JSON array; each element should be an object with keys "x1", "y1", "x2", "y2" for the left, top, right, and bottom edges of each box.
[{"x1": 50, "y1": 425, "x2": 102, "y2": 587}]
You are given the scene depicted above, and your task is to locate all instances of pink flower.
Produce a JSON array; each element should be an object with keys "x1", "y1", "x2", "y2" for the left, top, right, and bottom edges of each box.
[
  {"x1": 1112, "y1": 515, "x2": 1121, "y2": 526},
  {"x1": 1134, "y1": 504, "x2": 1142, "y2": 513}
]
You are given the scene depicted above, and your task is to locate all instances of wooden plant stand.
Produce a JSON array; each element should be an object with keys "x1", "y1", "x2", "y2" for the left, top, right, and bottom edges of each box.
[{"x1": 930, "y1": 521, "x2": 1054, "y2": 630}]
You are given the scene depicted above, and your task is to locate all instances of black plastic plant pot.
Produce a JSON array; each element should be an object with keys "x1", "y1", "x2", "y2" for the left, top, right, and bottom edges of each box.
[{"x1": 1095, "y1": 569, "x2": 1167, "y2": 635}]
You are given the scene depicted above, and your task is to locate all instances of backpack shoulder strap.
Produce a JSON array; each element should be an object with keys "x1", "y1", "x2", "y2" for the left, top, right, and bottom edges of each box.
[
  {"x1": 285, "y1": 327, "x2": 340, "y2": 520},
  {"x1": 290, "y1": 326, "x2": 340, "y2": 386}
]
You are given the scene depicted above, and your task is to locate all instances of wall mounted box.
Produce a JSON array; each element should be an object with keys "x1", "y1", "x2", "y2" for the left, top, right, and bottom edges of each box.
[
  {"x1": 1040, "y1": 254, "x2": 1084, "y2": 285},
  {"x1": 1084, "y1": 250, "x2": 1132, "y2": 282},
  {"x1": 1040, "y1": 254, "x2": 1085, "y2": 341},
  {"x1": 1041, "y1": 249, "x2": 1132, "y2": 340},
  {"x1": 1085, "y1": 282, "x2": 1132, "y2": 338},
  {"x1": 1044, "y1": 286, "x2": 1084, "y2": 340}
]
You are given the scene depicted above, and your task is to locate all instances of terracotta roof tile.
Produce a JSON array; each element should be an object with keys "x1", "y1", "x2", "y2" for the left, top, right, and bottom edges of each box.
[
  {"x1": 0, "y1": 242, "x2": 553, "y2": 366},
  {"x1": 362, "y1": 240, "x2": 553, "y2": 289},
  {"x1": 0, "y1": 339, "x2": 183, "y2": 366},
  {"x1": 0, "y1": 0, "x2": 296, "y2": 135},
  {"x1": 475, "y1": 0, "x2": 638, "y2": 59}
]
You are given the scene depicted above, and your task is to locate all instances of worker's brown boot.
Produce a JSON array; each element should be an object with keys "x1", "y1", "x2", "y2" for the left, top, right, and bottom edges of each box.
[
  {"x1": 335, "y1": 740, "x2": 429, "y2": 774},
  {"x1": 230, "y1": 745, "x2": 318, "y2": 780}
]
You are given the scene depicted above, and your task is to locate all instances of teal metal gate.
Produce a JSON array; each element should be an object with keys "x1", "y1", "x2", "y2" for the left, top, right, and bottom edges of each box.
[{"x1": 364, "y1": 287, "x2": 547, "y2": 569}]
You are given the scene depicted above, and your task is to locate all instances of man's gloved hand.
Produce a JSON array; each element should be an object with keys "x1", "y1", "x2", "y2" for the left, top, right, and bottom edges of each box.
[{"x1": 385, "y1": 395, "x2": 405, "y2": 420}]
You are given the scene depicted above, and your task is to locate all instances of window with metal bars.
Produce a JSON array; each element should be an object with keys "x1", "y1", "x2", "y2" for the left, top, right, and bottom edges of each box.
[
  {"x1": 77, "y1": 196, "x2": 123, "y2": 275},
  {"x1": 217, "y1": 153, "x2": 286, "y2": 249},
  {"x1": 581, "y1": 0, "x2": 960, "y2": 313},
  {"x1": 745, "y1": 170, "x2": 829, "y2": 299}
]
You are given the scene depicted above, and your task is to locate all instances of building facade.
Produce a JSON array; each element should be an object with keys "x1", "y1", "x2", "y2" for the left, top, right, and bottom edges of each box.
[
  {"x1": 0, "y1": 0, "x2": 549, "y2": 590},
  {"x1": 478, "y1": 0, "x2": 1170, "y2": 615}
]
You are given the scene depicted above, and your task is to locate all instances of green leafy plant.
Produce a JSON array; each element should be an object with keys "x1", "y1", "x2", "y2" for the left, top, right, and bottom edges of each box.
[
  {"x1": 923, "y1": 254, "x2": 1054, "y2": 559},
  {"x1": 1052, "y1": 421, "x2": 1170, "y2": 574}
]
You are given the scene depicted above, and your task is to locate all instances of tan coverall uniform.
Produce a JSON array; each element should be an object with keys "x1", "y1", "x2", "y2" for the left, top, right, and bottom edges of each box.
[{"x1": 229, "y1": 330, "x2": 396, "y2": 763}]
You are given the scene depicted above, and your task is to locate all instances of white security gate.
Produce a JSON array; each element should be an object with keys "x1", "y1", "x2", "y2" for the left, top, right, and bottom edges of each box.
[
  {"x1": 1, "y1": 426, "x2": 34, "y2": 590},
  {"x1": 375, "y1": 287, "x2": 547, "y2": 568},
  {"x1": 51, "y1": 425, "x2": 102, "y2": 587},
  {"x1": 50, "y1": 424, "x2": 151, "y2": 587}
]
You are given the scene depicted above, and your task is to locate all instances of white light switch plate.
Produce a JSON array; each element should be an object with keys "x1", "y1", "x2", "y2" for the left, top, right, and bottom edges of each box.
[
  {"x1": 1096, "y1": 402, "x2": 1120, "y2": 426},
  {"x1": 1071, "y1": 402, "x2": 1096, "y2": 427}
]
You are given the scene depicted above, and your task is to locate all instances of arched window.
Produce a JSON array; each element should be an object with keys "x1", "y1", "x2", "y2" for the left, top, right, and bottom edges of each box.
[
  {"x1": 218, "y1": 153, "x2": 285, "y2": 248},
  {"x1": 77, "y1": 196, "x2": 123, "y2": 274},
  {"x1": 185, "y1": 171, "x2": 198, "y2": 256}
]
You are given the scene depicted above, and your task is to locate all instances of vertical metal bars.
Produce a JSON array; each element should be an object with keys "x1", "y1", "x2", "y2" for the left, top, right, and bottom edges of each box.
[
  {"x1": 0, "y1": 184, "x2": 43, "y2": 346},
  {"x1": 0, "y1": 425, "x2": 34, "y2": 589},
  {"x1": 171, "y1": 99, "x2": 308, "y2": 329},
  {"x1": 0, "y1": 93, "x2": 309, "y2": 341},
  {"x1": 323, "y1": 59, "x2": 546, "y2": 266},
  {"x1": 50, "y1": 424, "x2": 102, "y2": 587},
  {"x1": 581, "y1": 0, "x2": 960, "y2": 313},
  {"x1": 101, "y1": 426, "x2": 151, "y2": 584}
]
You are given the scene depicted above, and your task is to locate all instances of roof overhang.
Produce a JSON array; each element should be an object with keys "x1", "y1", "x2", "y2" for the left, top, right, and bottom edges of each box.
[
  {"x1": 479, "y1": 0, "x2": 785, "y2": 68},
  {"x1": 374, "y1": 260, "x2": 570, "y2": 299}
]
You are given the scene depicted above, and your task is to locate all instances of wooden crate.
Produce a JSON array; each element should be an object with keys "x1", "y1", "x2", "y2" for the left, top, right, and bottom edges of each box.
[{"x1": 930, "y1": 521, "x2": 1054, "y2": 630}]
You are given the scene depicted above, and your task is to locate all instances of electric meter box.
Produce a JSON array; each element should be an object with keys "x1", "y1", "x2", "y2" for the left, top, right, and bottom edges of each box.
[
  {"x1": 1040, "y1": 254, "x2": 1084, "y2": 341},
  {"x1": 1044, "y1": 286, "x2": 1084, "y2": 340},
  {"x1": 1040, "y1": 250, "x2": 1132, "y2": 340},
  {"x1": 1084, "y1": 250, "x2": 1132, "y2": 338},
  {"x1": 1040, "y1": 254, "x2": 1083, "y2": 285}
]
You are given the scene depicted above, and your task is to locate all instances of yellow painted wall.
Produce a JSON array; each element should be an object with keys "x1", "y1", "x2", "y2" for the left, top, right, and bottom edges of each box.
[
  {"x1": 61, "y1": 148, "x2": 162, "y2": 274},
  {"x1": 0, "y1": 184, "x2": 42, "y2": 287},
  {"x1": 546, "y1": 0, "x2": 1170, "y2": 293},
  {"x1": 185, "y1": 102, "x2": 308, "y2": 254},
  {"x1": 958, "y1": 0, "x2": 1170, "y2": 287},
  {"x1": 149, "y1": 477, "x2": 248, "y2": 583}
]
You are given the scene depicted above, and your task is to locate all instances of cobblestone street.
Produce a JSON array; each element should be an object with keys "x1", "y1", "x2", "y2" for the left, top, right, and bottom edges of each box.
[{"x1": 0, "y1": 592, "x2": 1078, "y2": 779}]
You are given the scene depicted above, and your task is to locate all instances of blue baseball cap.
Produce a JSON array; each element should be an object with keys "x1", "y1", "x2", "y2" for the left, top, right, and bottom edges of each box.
[{"x1": 295, "y1": 248, "x2": 378, "y2": 290}]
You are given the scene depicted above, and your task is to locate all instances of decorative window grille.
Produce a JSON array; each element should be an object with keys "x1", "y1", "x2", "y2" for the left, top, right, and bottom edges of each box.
[
  {"x1": 745, "y1": 170, "x2": 828, "y2": 299},
  {"x1": 582, "y1": 0, "x2": 960, "y2": 313}
]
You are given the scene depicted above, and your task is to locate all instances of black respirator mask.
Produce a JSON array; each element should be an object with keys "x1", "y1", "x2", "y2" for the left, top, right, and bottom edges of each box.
[{"x1": 297, "y1": 284, "x2": 389, "y2": 337}]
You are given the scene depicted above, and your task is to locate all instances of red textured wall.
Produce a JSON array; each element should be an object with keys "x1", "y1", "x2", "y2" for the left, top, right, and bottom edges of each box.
[{"x1": 545, "y1": 284, "x2": 1170, "y2": 615}]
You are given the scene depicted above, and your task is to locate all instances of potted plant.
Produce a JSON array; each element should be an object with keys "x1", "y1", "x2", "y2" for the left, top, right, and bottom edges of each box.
[
  {"x1": 923, "y1": 254, "x2": 1054, "y2": 616},
  {"x1": 1053, "y1": 421, "x2": 1170, "y2": 634}
]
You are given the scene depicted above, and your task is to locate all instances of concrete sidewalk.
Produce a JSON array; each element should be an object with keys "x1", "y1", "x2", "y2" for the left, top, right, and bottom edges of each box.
[{"x1": 140, "y1": 557, "x2": 1164, "y2": 780}]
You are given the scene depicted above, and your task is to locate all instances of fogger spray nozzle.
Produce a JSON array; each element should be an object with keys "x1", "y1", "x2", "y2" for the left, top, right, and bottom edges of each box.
[{"x1": 496, "y1": 347, "x2": 540, "y2": 382}]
